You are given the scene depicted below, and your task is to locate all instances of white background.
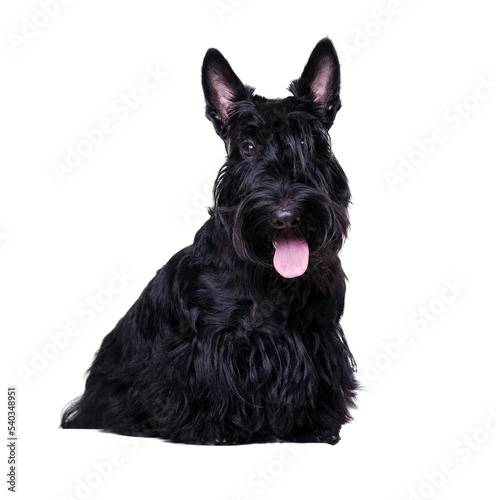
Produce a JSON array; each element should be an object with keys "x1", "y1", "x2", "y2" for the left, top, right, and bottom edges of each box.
[{"x1": 2, "y1": 0, "x2": 495, "y2": 499}]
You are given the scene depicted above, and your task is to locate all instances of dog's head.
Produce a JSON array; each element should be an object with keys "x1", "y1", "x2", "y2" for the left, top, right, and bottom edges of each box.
[{"x1": 202, "y1": 38, "x2": 350, "y2": 282}]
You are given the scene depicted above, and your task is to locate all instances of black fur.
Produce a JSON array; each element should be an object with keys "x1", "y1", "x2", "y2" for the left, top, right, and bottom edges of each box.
[{"x1": 61, "y1": 38, "x2": 358, "y2": 445}]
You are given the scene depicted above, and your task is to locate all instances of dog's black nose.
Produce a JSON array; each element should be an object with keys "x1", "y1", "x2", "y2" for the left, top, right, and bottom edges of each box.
[{"x1": 270, "y1": 208, "x2": 301, "y2": 229}]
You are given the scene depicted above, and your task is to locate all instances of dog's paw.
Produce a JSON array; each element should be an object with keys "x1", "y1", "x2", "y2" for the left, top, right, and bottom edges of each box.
[
  {"x1": 292, "y1": 429, "x2": 341, "y2": 445},
  {"x1": 326, "y1": 433, "x2": 341, "y2": 445}
]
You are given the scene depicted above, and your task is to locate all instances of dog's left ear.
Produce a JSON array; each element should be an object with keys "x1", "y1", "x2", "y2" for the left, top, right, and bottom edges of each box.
[
  {"x1": 202, "y1": 48, "x2": 253, "y2": 138},
  {"x1": 289, "y1": 38, "x2": 341, "y2": 129}
]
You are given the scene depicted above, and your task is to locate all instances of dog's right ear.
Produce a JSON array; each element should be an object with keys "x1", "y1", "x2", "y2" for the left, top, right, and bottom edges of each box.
[{"x1": 202, "y1": 49, "x2": 253, "y2": 137}]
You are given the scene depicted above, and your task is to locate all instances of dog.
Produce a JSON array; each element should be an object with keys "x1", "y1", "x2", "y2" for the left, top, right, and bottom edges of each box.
[{"x1": 61, "y1": 38, "x2": 358, "y2": 445}]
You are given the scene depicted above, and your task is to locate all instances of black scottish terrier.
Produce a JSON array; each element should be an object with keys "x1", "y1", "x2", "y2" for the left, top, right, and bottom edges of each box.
[{"x1": 61, "y1": 38, "x2": 358, "y2": 445}]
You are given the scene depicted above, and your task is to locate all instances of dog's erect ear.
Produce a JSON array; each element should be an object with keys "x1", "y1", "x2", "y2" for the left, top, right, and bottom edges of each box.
[
  {"x1": 202, "y1": 48, "x2": 253, "y2": 137},
  {"x1": 289, "y1": 38, "x2": 341, "y2": 128}
]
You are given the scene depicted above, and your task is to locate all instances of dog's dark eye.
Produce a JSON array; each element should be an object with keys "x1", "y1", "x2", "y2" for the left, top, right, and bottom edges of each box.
[
  {"x1": 241, "y1": 141, "x2": 256, "y2": 157},
  {"x1": 300, "y1": 139, "x2": 310, "y2": 150}
]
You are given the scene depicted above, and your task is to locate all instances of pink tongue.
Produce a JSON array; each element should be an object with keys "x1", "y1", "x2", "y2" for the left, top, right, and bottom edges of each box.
[{"x1": 273, "y1": 235, "x2": 309, "y2": 278}]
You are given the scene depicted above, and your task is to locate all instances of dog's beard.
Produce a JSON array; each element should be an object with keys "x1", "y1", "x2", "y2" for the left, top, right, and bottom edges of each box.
[{"x1": 222, "y1": 188, "x2": 348, "y2": 280}]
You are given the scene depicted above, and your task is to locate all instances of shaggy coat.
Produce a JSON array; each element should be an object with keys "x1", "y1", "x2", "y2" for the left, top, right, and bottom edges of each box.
[{"x1": 61, "y1": 38, "x2": 358, "y2": 445}]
